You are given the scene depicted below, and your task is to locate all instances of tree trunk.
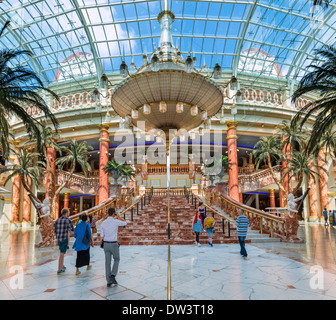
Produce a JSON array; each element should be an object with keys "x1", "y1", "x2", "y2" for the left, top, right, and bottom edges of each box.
[
  {"x1": 293, "y1": 174, "x2": 303, "y2": 196},
  {"x1": 44, "y1": 147, "x2": 54, "y2": 200},
  {"x1": 267, "y1": 154, "x2": 287, "y2": 202},
  {"x1": 21, "y1": 175, "x2": 40, "y2": 203},
  {"x1": 50, "y1": 164, "x2": 75, "y2": 218}
]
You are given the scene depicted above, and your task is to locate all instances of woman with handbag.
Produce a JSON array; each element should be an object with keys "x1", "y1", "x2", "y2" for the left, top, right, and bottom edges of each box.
[
  {"x1": 192, "y1": 210, "x2": 203, "y2": 247},
  {"x1": 72, "y1": 214, "x2": 93, "y2": 275}
]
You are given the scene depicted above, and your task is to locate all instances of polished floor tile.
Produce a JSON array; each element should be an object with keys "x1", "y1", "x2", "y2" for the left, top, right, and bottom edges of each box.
[{"x1": 1, "y1": 222, "x2": 336, "y2": 300}]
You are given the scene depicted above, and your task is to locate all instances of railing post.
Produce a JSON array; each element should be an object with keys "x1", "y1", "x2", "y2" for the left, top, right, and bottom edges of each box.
[
  {"x1": 228, "y1": 221, "x2": 231, "y2": 238},
  {"x1": 260, "y1": 217, "x2": 263, "y2": 234},
  {"x1": 222, "y1": 218, "x2": 225, "y2": 234},
  {"x1": 141, "y1": 196, "x2": 143, "y2": 210},
  {"x1": 270, "y1": 220, "x2": 274, "y2": 238},
  {"x1": 131, "y1": 207, "x2": 133, "y2": 221},
  {"x1": 137, "y1": 202, "x2": 139, "y2": 215}
]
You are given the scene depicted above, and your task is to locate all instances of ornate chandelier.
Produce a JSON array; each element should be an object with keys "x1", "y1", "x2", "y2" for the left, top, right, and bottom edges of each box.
[{"x1": 109, "y1": 8, "x2": 224, "y2": 142}]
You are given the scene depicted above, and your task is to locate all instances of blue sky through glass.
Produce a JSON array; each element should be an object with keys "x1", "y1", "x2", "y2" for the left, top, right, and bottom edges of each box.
[{"x1": 0, "y1": 0, "x2": 334, "y2": 85}]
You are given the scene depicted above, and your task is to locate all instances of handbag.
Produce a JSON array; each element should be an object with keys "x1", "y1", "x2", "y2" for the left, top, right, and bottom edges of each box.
[
  {"x1": 100, "y1": 240, "x2": 104, "y2": 249},
  {"x1": 82, "y1": 224, "x2": 91, "y2": 245}
]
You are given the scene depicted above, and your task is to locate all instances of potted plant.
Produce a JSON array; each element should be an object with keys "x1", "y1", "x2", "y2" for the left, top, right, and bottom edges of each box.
[
  {"x1": 204, "y1": 155, "x2": 231, "y2": 185},
  {"x1": 104, "y1": 160, "x2": 135, "y2": 184}
]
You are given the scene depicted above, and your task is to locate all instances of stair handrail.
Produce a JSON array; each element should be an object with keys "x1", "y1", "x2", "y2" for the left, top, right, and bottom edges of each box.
[
  {"x1": 217, "y1": 193, "x2": 286, "y2": 238},
  {"x1": 195, "y1": 194, "x2": 235, "y2": 224},
  {"x1": 69, "y1": 196, "x2": 118, "y2": 225},
  {"x1": 118, "y1": 193, "x2": 145, "y2": 218}
]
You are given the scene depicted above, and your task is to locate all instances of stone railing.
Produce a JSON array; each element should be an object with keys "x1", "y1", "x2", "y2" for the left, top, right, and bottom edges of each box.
[
  {"x1": 146, "y1": 165, "x2": 190, "y2": 175},
  {"x1": 216, "y1": 165, "x2": 281, "y2": 195},
  {"x1": 222, "y1": 86, "x2": 313, "y2": 111},
  {"x1": 200, "y1": 186, "x2": 301, "y2": 242},
  {"x1": 68, "y1": 186, "x2": 136, "y2": 225},
  {"x1": 54, "y1": 170, "x2": 100, "y2": 195},
  {"x1": 69, "y1": 196, "x2": 118, "y2": 225}
]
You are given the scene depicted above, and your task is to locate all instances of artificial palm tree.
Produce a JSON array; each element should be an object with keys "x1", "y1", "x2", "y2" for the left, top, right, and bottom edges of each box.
[
  {"x1": 253, "y1": 136, "x2": 286, "y2": 196},
  {"x1": 0, "y1": 148, "x2": 43, "y2": 203},
  {"x1": 281, "y1": 151, "x2": 325, "y2": 196},
  {"x1": 318, "y1": 128, "x2": 336, "y2": 158},
  {"x1": 0, "y1": 21, "x2": 59, "y2": 158},
  {"x1": 278, "y1": 120, "x2": 309, "y2": 155},
  {"x1": 50, "y1": 140, "x2": 93, "y2": 218},
  {"x1": 26, "y1": 123, "x2": 61, "y2": 200},
  {"x1": 104, "y1": 159, "x2": 135, "y2": 184},
  {"x1": 291, "y1": 45, "x2": 336, "y2": 155}
]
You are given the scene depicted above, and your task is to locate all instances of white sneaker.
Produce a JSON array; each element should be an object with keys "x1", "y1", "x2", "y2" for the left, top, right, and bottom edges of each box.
[{"x1": 197, "y1": 242, "x2": 201, "y2": 247}]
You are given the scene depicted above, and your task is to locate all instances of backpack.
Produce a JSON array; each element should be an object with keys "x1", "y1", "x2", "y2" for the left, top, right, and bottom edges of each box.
[{"x1": 205, "y1": 218, "x2": 214, "y2": 229}]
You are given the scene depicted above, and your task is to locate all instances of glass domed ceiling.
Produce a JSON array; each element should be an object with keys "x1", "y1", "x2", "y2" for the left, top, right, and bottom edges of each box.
[{"x1": 0, "y1": 0, "x2": 335, "y2": 86}]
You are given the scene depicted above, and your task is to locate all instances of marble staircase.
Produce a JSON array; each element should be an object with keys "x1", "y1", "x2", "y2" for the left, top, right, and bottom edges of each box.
[{"x1": 94, "y1": 195, "x2": 240, "y2": 246}]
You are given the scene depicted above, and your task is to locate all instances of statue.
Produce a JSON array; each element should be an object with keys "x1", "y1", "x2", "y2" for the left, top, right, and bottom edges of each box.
[
  {"x1": 40, "y1": 198, "x2": 51, "y2": 217},
  {"x1": 284, "y1": 192, "x2": 308, "y2": 243},
  {"x1": 287, "y1": 193, "x2": 304, "y2": 217},
  {"x1": 35, "y1": 198, "x2": 55, "y2": 248}
]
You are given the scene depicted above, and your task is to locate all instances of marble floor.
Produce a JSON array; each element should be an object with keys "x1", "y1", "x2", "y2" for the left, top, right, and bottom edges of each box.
[{"x1": 1, "y1": 223, "x2": 336, "y2": 300}]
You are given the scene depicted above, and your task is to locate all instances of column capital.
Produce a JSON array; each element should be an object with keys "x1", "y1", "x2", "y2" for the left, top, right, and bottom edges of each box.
[
  {"x1": 98, "y1": 124, "x2": 110, "y2": 131},
  {"x1": 226, "y1": 121, "x2": 238, "y2": 129}
]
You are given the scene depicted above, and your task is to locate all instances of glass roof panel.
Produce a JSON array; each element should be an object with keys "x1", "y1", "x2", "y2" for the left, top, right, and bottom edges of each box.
[{"x1": 0, "y1": 0, "x2": 334, "y2": 85}]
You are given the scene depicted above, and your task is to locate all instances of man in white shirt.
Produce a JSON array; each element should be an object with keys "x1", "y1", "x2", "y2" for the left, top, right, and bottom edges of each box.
[{"x1": 100, "y1": 207, "x2": 127, "y2": 287}]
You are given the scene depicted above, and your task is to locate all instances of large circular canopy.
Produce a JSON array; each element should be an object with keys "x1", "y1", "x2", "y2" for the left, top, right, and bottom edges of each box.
[
  {"x1": 111, "y1": 69, "x2": 223, "y2": 132},
  {"x1": 0, "y1": 0, "x2": 335, "y2": 87}
]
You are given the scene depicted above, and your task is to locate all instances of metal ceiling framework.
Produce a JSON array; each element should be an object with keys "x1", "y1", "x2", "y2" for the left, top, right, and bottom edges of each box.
[{"x1": 0, "y1": 0, "x2": 335, "y2": 86}]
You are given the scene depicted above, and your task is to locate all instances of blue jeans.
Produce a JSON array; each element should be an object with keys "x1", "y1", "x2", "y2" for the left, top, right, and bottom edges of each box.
[{"x1": 238, "y1": 236, "x2": 247, "y2": 257}]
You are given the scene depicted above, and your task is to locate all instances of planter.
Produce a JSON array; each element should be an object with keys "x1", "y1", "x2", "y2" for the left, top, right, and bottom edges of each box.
[
  {"x1": 112, "y1": 170, "x2": 120, "y2": 184},
  {"x1": 209, "y1": 175, "x2": 216, "y2": 186},
  {"x1": 217, "y1": 168, "x2": 226, "y2": 181}
]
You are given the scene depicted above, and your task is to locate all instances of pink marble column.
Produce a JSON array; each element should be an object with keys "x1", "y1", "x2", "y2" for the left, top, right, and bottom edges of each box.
[
  {"x1": 99, "y1": 125, "x2": 110, "y2": 204},
  {"x1": 318, "y1": 148, "x2": 329, "y2": 213},
  {"x1": 64, "y1": 192, "x2": 70, "y2": 209},
  {"x1": 269, "y1": 189, "x2": 276, "y2": 210},
  {"x1": 226, "y1": 121, "x2": 239, "y2": 202}
]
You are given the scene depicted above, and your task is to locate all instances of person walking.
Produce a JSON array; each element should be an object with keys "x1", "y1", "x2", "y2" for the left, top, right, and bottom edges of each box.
[
  {"x1": 100, "y1": 207, "x2": 127, "y2": 287},
  {"x1": 192, "y1": 210, "x2": 203, "y2": 247},
  {"x1": 323, "y1": 208, "x2": 329, "y2": 226},
  {"x1": 73, "y1": 214, "x2": 93, "y2": 275},
  {"x1": 235, "y1": 208, "x2": 249, "y2": 260},
  {"x1": 89, "y1": 214, "x2": 97, "y2": 234},
  {"x1": 54, "y1": 208, "x2": 74, "y2": 274},
  {"x1": 204, "y1": 213, "x2": 215, "y2": 247},
  {"x1": 198, "y1": 202, "x2": 206, "y2": 230}
]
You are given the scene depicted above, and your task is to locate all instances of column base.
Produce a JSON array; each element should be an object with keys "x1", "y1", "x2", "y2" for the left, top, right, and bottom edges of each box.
[
  {"x1": 139, "y1": 185, "x2": 146, "y2": 196},
  {"x1": 191, "y1": 184, "x2": 198, "y2": 195},
  {"x1": 9, "y1": 222, "x2": 34, "y2": 231},
  {"x1": 308, "y1": 216, "x2": 320, "y2": 223}
]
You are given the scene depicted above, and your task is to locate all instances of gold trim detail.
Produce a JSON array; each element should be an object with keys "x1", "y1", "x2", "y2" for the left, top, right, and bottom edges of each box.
[{"x1": 226, "y1": 135, "x2": 238, "y2": 140}]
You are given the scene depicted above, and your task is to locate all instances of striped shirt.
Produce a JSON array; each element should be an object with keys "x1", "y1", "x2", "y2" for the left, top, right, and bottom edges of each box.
[{"x1": 236, "y1": 215, "x2": 249, "y2": 237}]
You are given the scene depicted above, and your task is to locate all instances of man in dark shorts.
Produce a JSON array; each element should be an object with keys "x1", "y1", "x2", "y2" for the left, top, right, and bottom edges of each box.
[{"x1": 54, "y1": 208, "x2": 74, "y2": 274}]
